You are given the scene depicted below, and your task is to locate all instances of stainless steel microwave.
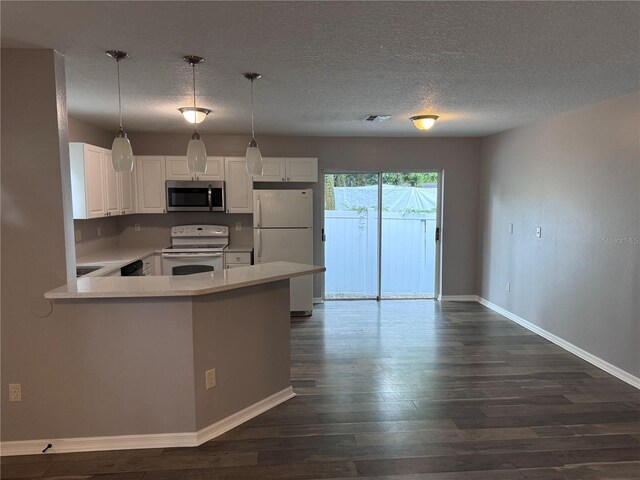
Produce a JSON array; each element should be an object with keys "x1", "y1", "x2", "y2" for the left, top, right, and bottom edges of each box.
[{"x1": 166, "y1": 181, "x2": 225, "y2": 212}]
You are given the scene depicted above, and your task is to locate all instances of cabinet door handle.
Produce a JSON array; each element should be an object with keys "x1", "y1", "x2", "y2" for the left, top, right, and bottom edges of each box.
[
  {"x1": 287, "y1": 177, "x2": 290, "y2": 181},
  {"x1": 281, "y1": 177, "x2": 285, "y2": 181}
]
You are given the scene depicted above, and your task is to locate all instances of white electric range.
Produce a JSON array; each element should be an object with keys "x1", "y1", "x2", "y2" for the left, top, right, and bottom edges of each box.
[{"x1": 161, "y1": 225, "x2": 229, "y2": 276}]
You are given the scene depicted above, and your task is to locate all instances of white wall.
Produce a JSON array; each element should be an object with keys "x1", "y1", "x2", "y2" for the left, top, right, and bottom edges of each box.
[{"x1": 478, "y1": 91, "x2": 640, "y2": 378}]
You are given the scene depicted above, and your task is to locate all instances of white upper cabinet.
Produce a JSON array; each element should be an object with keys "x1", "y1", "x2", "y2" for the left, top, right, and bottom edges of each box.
[
  {"x1": 136, "y1": 156, "x2": 166, "y2": 214},
  {"x1": 224, "y1": 157, "x2": 253, "y2": 213},
  {"x1": 118, "y1": 163, "x2": 136, "y2": 215},
  {"x1": 286, "y1": 158, "x2": 318, "y2": 182},
  {"x1": 70, "y1": 143, "x2": 138, "y2": 219},
  {"x1": 166, "y1": 156, "x2": 224, "y2": 181},
  {"x1": 252, "y1": 157, "x2": 317, "y2": 182},
  {"x1": 70, "y1": 143, "x2": 106, "y2": 219},
  {"x1": 254, "y1": 158, "x2": 286, "y2": 182},
  {"x1": 103, "y1": 150, "x2": 121, "y2": 216}
]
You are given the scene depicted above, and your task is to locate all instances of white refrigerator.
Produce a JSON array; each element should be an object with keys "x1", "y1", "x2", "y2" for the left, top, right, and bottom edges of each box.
[{"x1": 253, "y1": 189, "x2": 313, "y2": 315}]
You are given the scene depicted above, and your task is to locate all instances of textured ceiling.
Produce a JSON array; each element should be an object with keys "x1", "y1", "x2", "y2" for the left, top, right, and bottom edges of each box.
[{"x1": 2, "y1": 1, "x2": 639, "y2": 137}]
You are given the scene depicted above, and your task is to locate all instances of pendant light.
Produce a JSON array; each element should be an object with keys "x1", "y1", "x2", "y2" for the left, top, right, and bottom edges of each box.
[
  {"x1": 244, "y1": 73, "x2": 263, "y2": 176},
  {"x1": 106, "y1": 50, "x2": 134, "y2": 172},
  {"x1": 183, "y1": 55, "x2": 207, "y2": 174}
]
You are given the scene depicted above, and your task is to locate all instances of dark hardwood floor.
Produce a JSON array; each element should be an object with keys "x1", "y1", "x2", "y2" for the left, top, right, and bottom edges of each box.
[{"x1": 3, "y1": 301, "x2": 640, "y2": 479}]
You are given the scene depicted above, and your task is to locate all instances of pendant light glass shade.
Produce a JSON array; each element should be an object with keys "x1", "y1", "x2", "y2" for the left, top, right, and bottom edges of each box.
[
  {"x1": 246, "y1": 138, "x2": 263, "y2": 176},
  {"x1": 112, "y1": 128, "x2": 134, "y2": 173},
  {"x1": 106, "y1": 50, "x2": 134, "y2": 172},
  {"x1": 187, "y1": 131, "x2": 207, "y2": 174},
  {"x1": 178, "y1": 107, "x2": 211, "y2": 124},
  {"x1": 410, "y1": 115, "x2": 439, "y2": 131},
  {"x1": 244, "y1": 73, "x2": 263, "y2": 176}
]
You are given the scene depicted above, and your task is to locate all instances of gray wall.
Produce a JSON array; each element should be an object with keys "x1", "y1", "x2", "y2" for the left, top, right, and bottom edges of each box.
[
  {"x1": 478, "y1": 91, "x2": 640, "y2": 378},
  {"x1": 127, "y1": 133, "x2": 482, "y2": 297},
  {"x1": 68, "y1": 116, "x2": 113, "y2": 149}
]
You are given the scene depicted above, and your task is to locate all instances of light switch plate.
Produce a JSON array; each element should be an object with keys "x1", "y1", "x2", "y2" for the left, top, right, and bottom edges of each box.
[
  {"x1": 506, "y1": 282, "x2": 511, "y2": 292},
  {"x1": 508, "y1": 223, "x2": 513, "y2": 234},
  {"x1": 235, "y1": 222, "x2": 242, "y2": 231},
  {"x1": 75, "y1": 229, "x2": 82, "y2": 242},
  {"x1": 135, "y1": 223, "x2": 141, "y2": 232},
  {"x1": 536, "y1": 227, "x2": 542, "y2": 238}
]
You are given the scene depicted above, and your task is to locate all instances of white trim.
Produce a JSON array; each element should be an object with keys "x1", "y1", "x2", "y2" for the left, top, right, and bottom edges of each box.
[
  {"x1": 196, "y1": 386, "x2": 295, "y2": 444},
  {"x1": 478, "y1": 297, "x2": 640, "y2": 390},
  {"x1": 440, "y1": 295, "x2": 480, "y2": 302},
  {"x1": 313, "y1": 297, "x2": 324, "y2": 304},
  {"x1": 0, "y1": 386, "x2": 295, "y2": 456}
]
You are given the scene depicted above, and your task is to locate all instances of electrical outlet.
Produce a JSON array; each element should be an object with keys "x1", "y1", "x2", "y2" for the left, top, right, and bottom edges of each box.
[
  {"x1": 9, "y1": 384, "x2": 21, "y2": 402},
  {"x1": 135, "y1": 223, "x2": 141, "y2": 232},
  {"x1": 75, "y1": 229, "x2": 82, "y2": 242},
  {"x1": 97, "y1": 226, "x2": 102, "y2": 237},
  {"x1": 205, "y1": 369, "x2": 216, "y2": 390},
  {"x1": 235, "y1": 222, "x2": 242, "y2": 232},
  {"x1": 506, "y1": 282, "x2": 511, "y2": 292},
  {"x1": 508, "y1": 223, "x2": 513, "y2": 234},
  {"x1": 536, "y1": 226, "x2": 542, "y2": 238}
]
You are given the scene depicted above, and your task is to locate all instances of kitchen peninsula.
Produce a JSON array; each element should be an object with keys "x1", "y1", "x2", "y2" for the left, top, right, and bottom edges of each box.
[{"x1": 36, "y1": 262, "x2": 323, "y2": 454}]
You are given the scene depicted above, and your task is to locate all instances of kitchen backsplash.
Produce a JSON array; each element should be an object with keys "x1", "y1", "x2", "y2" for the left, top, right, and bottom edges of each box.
[
  {"x1": 117, "y1": 212, "x2": 254, "y2": 248},
  {"x1": 74, "y1": 216, "x2": 119, "y2": 257}
]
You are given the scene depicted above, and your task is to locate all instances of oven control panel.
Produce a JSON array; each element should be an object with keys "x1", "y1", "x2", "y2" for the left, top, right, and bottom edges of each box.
[{"x1": 171, "y1": 225, "x2": 229, "y2": 237}]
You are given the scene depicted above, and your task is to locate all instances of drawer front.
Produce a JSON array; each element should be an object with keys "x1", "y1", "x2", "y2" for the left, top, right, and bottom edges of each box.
[
  {"x1": 226, "y1": 263, "x2": 250, "y2": 269},
  {"x1": 142, "y1": 255, "x2": 153, "y2": 269},
  {"x1": 225, "y1": 252, "x2": 251, "y2": 264}
]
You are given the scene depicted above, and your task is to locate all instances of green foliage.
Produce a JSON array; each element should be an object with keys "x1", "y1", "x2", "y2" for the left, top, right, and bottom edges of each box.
[{"x1": 329, "y1": 172, "x2": 437, "y2": 188}]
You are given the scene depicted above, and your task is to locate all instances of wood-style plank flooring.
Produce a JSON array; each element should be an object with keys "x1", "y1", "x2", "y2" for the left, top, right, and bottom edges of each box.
[{"x1": 3, "y1": 301, "x2": 640, "y2": 479}]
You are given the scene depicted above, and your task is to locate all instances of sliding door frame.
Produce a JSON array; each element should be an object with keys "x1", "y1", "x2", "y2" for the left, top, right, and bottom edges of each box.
[{"x1": 323, "y1": 170, "x2": 443, "y2": 301}]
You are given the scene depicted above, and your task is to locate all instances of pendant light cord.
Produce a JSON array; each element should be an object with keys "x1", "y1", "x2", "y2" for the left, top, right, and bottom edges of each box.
[
  {"x1": 250, "y1": 79, "x2": 255, "y2": 139},
  {"x1": 192, "y1": 63, "x2": 198, "y2": 133},
  {"x1": 116, "y1": 59, "x2": 123, "y2": 130}
]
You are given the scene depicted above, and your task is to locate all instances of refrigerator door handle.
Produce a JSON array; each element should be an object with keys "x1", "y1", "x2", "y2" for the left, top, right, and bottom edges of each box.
[
  {"x1": 256, "y1": 229, "x2": 262, "y2": 258},
  {"x1": 256, "y1": 198, "x2": 262, "y2": 228}
]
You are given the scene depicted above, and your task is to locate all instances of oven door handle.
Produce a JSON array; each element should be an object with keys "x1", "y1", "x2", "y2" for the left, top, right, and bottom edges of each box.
[
  {"x1": 162, "y1": 253, "x2": 223, "y2": 258},
  {"x1": 207, "y1": 186, "x2": 212, "y2": 211}
]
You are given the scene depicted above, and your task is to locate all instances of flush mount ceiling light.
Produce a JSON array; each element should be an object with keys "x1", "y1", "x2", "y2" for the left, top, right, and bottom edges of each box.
[
  {"x1": 106, "y1": 50, "x2": 134, "y2": 172},
  {"x1": 244, "y1": 72, "x2": 263, "y2": 176},
  {"x1": 178, "y1": 107, "x2": 212, "y2": 124},
  {"x1": 410, "y1": 114, "x2": 439, "y2": 131},
  {"x1": 183, "y1": 55, "x2": 207, "y2": 174}
]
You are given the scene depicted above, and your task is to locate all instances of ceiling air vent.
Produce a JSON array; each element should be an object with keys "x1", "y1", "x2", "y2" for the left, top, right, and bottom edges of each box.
[{"x1": 363, "y1": 115, "x2": 391, "y2": 122}]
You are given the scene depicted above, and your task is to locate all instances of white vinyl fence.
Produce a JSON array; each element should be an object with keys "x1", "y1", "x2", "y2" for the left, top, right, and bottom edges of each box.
[{"x1": 325, "y1": 210, "x2": 436, "y2": 298}]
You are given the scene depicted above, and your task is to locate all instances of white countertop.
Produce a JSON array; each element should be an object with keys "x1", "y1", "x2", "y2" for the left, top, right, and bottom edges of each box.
[
  {"x1": 46, "y1": 262, "x2": 324, "y2": 299},
  {"x1": 76, "y1": 245, "x2": 167, "y2": 276}
]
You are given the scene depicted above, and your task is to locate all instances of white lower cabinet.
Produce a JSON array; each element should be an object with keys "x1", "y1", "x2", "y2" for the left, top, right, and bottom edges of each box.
[
  {"x1": 141, "y1": 254, "x2": 155, "y2": 276},
  {"x1": 225, "y1": 250, "x2": 252, "y2": 269},
  {"x1": 224, "y1": 157, "x2": 253, "y2": 213},
  {"x1": 136, "y1": 156, "x2": 166, "y2": 214}
]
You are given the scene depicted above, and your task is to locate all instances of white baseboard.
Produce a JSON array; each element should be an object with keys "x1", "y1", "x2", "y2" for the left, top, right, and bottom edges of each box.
[
  {"x1": 439, "y1": 295, "x2": 480, "y2": 302},
  {"x1": 0, "y1": 386, "x2": 295, "y2": 457},
  {"x1": 313, "y1": 297, "x2": 324, "y2": 304},
  {"x1": 478, "y1": 297, "x2": 640, "y2": 390},
  {"x1": 196, "y1": 386, "x2": 295, "y2": 444}
]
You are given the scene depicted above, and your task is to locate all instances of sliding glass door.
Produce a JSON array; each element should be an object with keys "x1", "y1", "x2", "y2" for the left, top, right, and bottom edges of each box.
[
  {"x1": 324, "y1": 172, "x2": 440, "y2": 300},
  {"x1": 324, "y1": 174, "x2": 379, "y2": 299},
  {"x1": 380, "y1": 172, "x2": 438, "y2": 298}
]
